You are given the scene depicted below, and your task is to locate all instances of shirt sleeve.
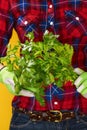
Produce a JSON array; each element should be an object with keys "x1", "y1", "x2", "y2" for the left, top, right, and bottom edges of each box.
[{"x1": 0, "y1": 0, "x2": 14, "y2": 57}]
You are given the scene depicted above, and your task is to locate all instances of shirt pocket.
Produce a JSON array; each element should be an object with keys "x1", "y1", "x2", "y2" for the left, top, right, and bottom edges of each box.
[
  {"x1": 15, "y1": 10, "x2": 43, "y2": 42},
  {"x1": 16, "y1": 11, "x2": 40, "y2": 34},
  {"x1": 64, "y1": 10, "x2": 87, "y2": 37},
  {"x1": 17, "y1": 15, "x2": 36, "y2": 34}
]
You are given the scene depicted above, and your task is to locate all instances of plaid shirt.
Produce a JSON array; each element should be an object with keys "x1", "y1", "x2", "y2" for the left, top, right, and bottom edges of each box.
[{"x1": 0, "y1": 0, "x2": 87, "y2": 114}]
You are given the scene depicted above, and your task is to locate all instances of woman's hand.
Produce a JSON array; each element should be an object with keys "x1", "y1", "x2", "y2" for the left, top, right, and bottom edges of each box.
[{"x1": 0, "y1": 67, "x2": 35, "y2": 97}]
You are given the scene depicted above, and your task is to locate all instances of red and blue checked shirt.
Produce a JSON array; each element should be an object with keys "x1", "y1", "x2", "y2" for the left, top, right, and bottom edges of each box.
[{"x1": 0, "y1": 0, "x2": 87, "y2": 114}]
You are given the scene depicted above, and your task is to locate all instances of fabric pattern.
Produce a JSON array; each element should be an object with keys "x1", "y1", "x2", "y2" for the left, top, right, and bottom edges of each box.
[{"x1": 0, "y1": 0, "x2": 87, "y2": 113}]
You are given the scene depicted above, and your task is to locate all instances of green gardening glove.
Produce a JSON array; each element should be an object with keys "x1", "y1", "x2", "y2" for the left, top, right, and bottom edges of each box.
[
  {"x1": 0, "y1": 67, "x2": 16, "y2": 94},
  {"x1": 74, "y1": 68, "x2": 87, "y2": 98},
  {"x1": 0, "y1": 67, "x2": 35, "y2": 97}
]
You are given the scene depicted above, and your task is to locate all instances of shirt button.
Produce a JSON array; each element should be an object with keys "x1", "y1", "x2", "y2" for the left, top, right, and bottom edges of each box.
[
  {"x1": 50, "y1": 21, "x2": 54, "y2": 25},
  {"x1": 49, "y1": 4, "x2": 53, "y2": 9},
  {"x1": 54, "y1": 101, "x2": 58, "y2": 105},
  {"x1": 75, "y1": 17, "x2": 80, "y2": 21},
  {"x1": 24, "y1": 21, "x2": 28, "y2": 25}
]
